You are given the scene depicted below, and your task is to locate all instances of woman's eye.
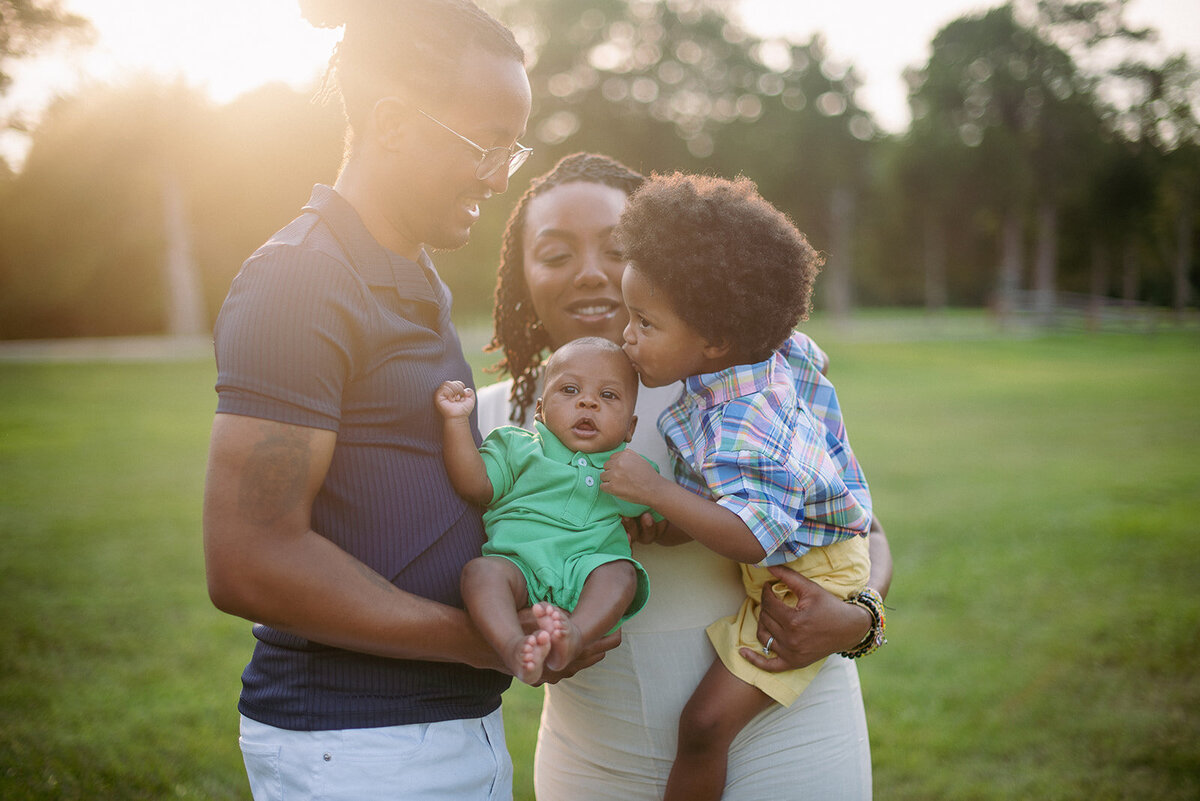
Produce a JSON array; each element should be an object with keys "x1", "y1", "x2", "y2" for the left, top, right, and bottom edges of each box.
[
  {"x1": 561, "y1": 385, "x2": 578, "y2": 394},
  {"x1": 540, "y1": 252, "x2": 571, "y2": 267}
]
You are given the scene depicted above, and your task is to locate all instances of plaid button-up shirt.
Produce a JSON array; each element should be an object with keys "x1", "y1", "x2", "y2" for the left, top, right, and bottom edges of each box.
[{"x1": 658, "y1": 332, "x2": 873, "y2": 566}]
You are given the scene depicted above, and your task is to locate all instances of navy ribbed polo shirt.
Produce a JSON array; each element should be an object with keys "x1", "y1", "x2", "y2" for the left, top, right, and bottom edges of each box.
[{"x1": 213, "y1": 184, "x2": 509, "y2": 730}]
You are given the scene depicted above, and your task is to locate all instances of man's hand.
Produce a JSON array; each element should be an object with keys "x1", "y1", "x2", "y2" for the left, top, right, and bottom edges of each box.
[{"x1": 516, "y1": 608, "x2": 621, "y2": 683}]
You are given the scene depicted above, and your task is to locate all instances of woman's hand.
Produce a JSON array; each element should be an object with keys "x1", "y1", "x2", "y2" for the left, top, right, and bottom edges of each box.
[{"x1": 737, "y1": 565, "x2": 872, "y2": 671}]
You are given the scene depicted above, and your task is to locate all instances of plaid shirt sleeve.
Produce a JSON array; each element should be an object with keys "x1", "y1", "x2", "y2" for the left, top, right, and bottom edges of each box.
[
  {"x1": 702, "y1": 399, "x2": 872, "y2": 565},
  {"x1": 660, "y1": 340, "x2": 872, "y2": 567}
]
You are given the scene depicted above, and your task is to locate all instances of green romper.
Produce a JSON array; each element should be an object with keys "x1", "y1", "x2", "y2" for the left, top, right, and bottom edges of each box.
[{"x1": 479, "y1": 422, "x2": 654, "y2": 624}]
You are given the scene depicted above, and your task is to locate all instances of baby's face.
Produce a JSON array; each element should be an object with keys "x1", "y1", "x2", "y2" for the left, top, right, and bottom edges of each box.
[{"x1": 536, "y1": 347, "x2": 637, "y2": 454}]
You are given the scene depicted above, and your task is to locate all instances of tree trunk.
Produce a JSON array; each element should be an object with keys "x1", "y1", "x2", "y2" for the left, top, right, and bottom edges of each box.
[
  {"x1": 1033, "y1": 202, "x2": 1058, "y2": 328},
  {"x1": 1121, "y1": 240, "x2": 1139, "y2": 307},
  {"x1": 1175, "y1": 198, "x2": 1194, "y2": 320},
  {"x1": 827, "y1": 185, "x2": 855, "y2": 323},
  {"x1": 924, "y1": 214, "x2": 947, "y2": 313},
  {"x1": 162, "y1": 173, "x2": 207, "y2": 337},
  {"x1": 995, "y1": 209, "x2": 1023, "y2": 327},
  {"x1": 1087, "y1": 239, "x2": 1108, "y2": 331}
]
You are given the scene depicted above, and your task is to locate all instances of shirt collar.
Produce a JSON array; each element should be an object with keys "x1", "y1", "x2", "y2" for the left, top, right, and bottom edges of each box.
[
  {"x1": 682, "y1": 350, "x2": 783, "y2": 410},
  {"x1": 303, "y1": 184, "x2": 445, "y2": 307},
  {"x1": 534, "y1": 421, "x2": 626, "y2": 467}
]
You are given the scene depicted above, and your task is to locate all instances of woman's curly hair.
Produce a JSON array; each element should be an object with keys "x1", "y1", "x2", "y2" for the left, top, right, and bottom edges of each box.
[
  {"x1": 616, "y1": 172, "x2": 823, "y2": 363},
  {"x1": 489, "y1": 152, "x2": 645, "y2": 424},
  {"x1": 299, "y1": 0, "x2": 523, "y2": 148}
]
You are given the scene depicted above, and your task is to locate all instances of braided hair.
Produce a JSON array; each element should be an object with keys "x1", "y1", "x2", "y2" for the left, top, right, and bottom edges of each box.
[
  {"x1": 299, "y1": 0, "x2": 523, "y2": 150},
  {"x1": 489, "y1": 153, "x2": 645, "y2": 424}
]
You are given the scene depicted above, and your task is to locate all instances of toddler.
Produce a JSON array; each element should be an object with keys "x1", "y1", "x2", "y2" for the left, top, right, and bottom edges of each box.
[{"x1": 601, "y1": 173, "x2": 874, "y2": 800}]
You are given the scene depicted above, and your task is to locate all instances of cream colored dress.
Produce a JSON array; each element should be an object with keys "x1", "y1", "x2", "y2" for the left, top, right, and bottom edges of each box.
[{"x1": 476, "y1": 379, "x2": 872, "y2": 801}]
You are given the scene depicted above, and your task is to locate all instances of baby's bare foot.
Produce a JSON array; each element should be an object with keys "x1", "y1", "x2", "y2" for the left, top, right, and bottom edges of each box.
[
  {"x1": 534, "y1": 603, "x2": 582, "y2": 671},
  {"x1": 509, "y1": 629, "x2": 551, "y2": 685}
]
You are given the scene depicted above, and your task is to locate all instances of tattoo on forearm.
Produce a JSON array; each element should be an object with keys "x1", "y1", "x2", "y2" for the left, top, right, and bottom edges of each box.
[{"x1": 238, "y1": 427, "x2": 310, "y2": 525}]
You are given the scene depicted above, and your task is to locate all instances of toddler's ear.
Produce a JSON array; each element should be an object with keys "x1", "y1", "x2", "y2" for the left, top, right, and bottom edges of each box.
[
  {"x1": 702, "y1": 338, "x2": 731, "y2": 360},
  {"x1": 625, "y1": 414, "x2": 638, "y2": 443}
]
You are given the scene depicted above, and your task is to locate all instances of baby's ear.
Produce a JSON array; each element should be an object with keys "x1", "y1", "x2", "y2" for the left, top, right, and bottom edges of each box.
[{"x1": 625, "y1": 414, "x2": 638, "y2": 443}]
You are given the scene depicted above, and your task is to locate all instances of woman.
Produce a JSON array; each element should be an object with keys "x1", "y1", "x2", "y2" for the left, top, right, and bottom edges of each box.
[
  {"x1": 476, "y1": 153, "x2": 894, "y2": 799},
  {"x1": 202, "y1": 2, "x2": 552, "y2": 799}
]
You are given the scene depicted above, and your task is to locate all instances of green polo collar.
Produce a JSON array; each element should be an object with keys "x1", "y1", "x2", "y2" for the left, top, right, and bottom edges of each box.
[{"x1": 533, "y1": 421, "x2": 625, "y2": 468}]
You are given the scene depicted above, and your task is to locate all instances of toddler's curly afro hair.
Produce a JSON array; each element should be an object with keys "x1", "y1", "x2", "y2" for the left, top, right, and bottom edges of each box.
[{"x1": 616, "y1": 172, "x2": 822, "y2": 363}]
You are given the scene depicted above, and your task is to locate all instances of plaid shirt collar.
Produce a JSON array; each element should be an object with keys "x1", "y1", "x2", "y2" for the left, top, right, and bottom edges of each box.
[{"x1": 682, "y1": 351, "x2": 783, "y2": 412}]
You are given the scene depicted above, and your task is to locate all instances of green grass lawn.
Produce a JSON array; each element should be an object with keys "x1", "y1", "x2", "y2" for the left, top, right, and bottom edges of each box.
[{"x1": 1, "y1": 320, "x2": 1198, "y2": 799}]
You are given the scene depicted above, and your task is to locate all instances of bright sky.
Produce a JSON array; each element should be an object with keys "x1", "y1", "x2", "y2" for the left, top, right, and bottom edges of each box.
[{"x1": 2, "y1": 0, "x2": 1197, "y2": 168}]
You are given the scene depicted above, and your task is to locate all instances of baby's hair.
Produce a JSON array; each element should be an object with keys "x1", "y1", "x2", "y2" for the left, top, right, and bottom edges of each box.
[
  {"x1": 491, "y1": 153, "x2": 645, "y2": 424},
  {"x1": 300, "y1": 0, "x2": 523, "y2": 148},
  {"x1": 544, "y1": 337, "x2": 639, "y2": 401},
  {"x1": 616, "y1": 172, "x2": 822, "y2": 363}
]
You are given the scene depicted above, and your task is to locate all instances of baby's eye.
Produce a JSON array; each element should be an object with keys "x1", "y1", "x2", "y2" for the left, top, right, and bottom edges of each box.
[
  {"x1": 560, "y1": 384, "x2": 578, "y2": 394},
  {"x1": 601, "y1": 390, "x2": 619, "y2": 401},
  {"x1": 637, "y1": 315, "x2": 651, "y2": 329}
]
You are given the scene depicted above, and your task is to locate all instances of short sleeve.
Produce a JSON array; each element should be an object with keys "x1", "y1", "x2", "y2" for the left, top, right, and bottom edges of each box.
[
  {"x1": 701, "y1": 449, "x2": 806, "y2": 562},
  {"x1": 479, "y1": 426, "x2": 523, "y2": 505},
  {"x1": 214, "y1": 246, "x2": 367, "y2": 431}
]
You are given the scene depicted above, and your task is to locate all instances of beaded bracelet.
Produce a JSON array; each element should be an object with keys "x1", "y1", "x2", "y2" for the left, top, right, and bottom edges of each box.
[{"x1": 839, "y1": 587, "x2": 887, "y2": 659}]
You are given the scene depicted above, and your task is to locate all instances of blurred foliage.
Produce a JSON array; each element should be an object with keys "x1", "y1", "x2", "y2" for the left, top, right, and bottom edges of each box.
[
  {"x1": 0, "y1": 0, "x2": 1196, "y2": 339},
  {"x1": 0, "y1": 0, "x2": 93, "y2": 99}
]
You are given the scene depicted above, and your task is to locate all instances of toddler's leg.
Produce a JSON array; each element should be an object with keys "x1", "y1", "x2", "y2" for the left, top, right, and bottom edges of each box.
[
  {"x1": 664, "y1": 659, "x2": 775, "y2": 801},
  {"x1": 461, "y1": 556, "x2": 551, "y2": 685},
  {"x1": 540, "y1": 559, "x2": 636, "y2": 671}
]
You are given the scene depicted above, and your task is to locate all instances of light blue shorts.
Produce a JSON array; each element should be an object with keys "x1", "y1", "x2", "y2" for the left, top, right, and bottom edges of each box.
[{"x1": 239, "y1": 708, "x2": 512, "y2": 801}]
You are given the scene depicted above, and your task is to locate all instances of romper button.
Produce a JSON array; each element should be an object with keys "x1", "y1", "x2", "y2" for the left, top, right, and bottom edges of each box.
[
  {"x1": 585, "y1": 476, "x2": 595, "y2": 487},
  {"x1": 577, "y1": 458, "x2": 587, "y2": 466},
  {"x1": 324, "y1": 753, "x2": 332, "y2": 762}
]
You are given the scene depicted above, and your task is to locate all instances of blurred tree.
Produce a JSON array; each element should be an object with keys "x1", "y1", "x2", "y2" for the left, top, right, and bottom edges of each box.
[
  {"x1": 1108, "y1": 53, "x2": 1200, "y2": 314},
  {"x1": 905, "y1": 3, "x2": 1105, "y2": 321},
  {"x1": 0, "y1": 78, "x2": 343, "y2": 339},
  {"x1": 187, "y1": 82, "x2": 344, "y2": 323},
  {"x1": 0, "y1": 81, "x2": 205, "y2": 337},
  {"x1": 0, "y1": 0, "x2": 93, "y2": 147},
  {"x1": 453, "y1": 0, "x2": 880, "y2": 322}
]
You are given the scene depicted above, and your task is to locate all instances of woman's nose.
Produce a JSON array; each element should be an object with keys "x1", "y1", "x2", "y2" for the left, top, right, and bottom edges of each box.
[{"x1": 573, "y1": 253, "x2": 607, "y2": 288}]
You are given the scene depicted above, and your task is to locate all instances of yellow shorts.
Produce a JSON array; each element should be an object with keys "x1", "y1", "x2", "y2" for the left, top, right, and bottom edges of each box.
[{"x1": 705, "y1": 534, "x2": 870, "y2": 706}]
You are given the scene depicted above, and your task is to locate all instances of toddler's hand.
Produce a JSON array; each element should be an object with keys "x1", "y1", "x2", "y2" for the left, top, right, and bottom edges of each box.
[
  {"x1": 601, "y1": 448, "x2": 659, "y2": 506},
  {"x1": 434, "y1": 380, "x2": 476, "y2": 419}
]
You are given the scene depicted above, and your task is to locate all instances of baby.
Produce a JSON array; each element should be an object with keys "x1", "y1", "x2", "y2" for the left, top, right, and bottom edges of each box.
[{"x1": 435, "y1": 336, "x2": 654, "y2": 684}]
